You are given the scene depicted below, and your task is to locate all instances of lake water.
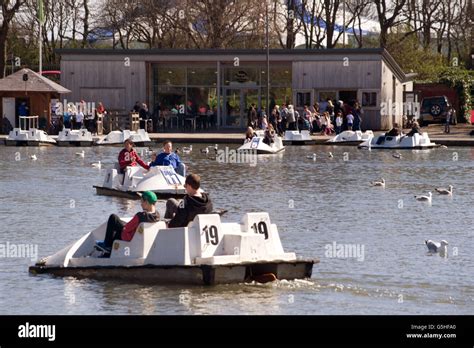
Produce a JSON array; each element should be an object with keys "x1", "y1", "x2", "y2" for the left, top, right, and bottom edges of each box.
[{"x1": 0, "y1": 144, "x2": 473, "y2": 315}]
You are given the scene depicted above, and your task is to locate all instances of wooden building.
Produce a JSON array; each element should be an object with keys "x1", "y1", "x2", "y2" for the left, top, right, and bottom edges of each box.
[
  {"x1": 58, "y1": 48, "x2": 415, "y2": 130},
  {"x1": 0, "y1": 68, "x2": 71, "y2": 131}
]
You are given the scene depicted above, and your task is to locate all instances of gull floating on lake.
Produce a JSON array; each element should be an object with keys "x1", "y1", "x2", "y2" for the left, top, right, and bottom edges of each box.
[
  {"x1": 306, "y1": 153, "x2": 317, "y2": 160},
  {"x1": 435, "y1": 185, "x2": 453, "y2": 196},
  {"x1": 425, "y1": 239, "x2": 448, "y2": 257},
  {"x1": 370, "y1": 178, "x2": 385, "y2": 187},
  {"x1": 91, "y1": 161, "x2": 102, "y2": 169},
  {"x1": 75, "y1": 150, "x2": 85, "y2": 158},
  {"x1": 415, "y1": 191, "x2": 432, "y2": 203},
  {"x1": 328, "y1": 152, "x2": 334, "y2": 158},
  {"x1": 182, "y1": 145, "x2": 193, "y2": 154},
  {"x1": 200, "y1": 147, "x2": 209, "y2": 154},
  {"x1": 30, "y1": 154, "x2": 37, "y2": 161},
  {"x1": 392, "y1": 152, "x2": 402, "y2": 159}
]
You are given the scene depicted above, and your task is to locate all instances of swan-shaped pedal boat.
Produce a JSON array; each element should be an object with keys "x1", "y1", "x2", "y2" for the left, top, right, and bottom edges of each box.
[
  {"x1": 358, "y1": 132, "x2": 437, "y2": 149},
  {"x1": 327, "y1": 130, "x2": 374, "y2": 145},
  {"x1": 29, "y1": 212, "x2": 316, "y2": 285},
  {"x1": 282, "y1": 130, "x2": 315, "y2": 145},
  {"x1": 5, "y1": 116, "x2": 56, "y2": 146},
  {"x1": 237, "y1": 130, "x2": 285, "y2": 154},
  {"x1": 95, "y1": 129, "x2": 153, "y2": 147},
  {"x1": 56, "y1": 128, "x2": 94, "y2": 146},
  {"x1": 93, "y1": 165, "x2": 188, "y2": 199}
]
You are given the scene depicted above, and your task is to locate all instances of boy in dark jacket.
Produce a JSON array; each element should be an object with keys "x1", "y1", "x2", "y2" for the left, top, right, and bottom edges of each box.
[{"x1": 165, "y1": 174, "x2": 213, "y2": 228}]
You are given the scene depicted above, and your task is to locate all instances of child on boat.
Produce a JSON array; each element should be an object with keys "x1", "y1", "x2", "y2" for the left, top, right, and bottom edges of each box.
[
  {"x1": 96, "y1": 191, "x2": 160, "y2": 256},
  {"x1": 118, "y1": 138, "x2": 150, "y2": 174},
  {"x1": 165, "y1": 174, "x2": 213, "y2": 228}
]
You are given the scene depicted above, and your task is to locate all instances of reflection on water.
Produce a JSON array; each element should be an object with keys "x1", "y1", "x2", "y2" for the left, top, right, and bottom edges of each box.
[{"x1": 0, "y1": 144, "x2": 473, "y2": 314}]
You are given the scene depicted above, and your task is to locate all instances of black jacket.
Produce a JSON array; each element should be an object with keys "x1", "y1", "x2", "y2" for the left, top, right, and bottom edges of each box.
[{"x1": 168, "y1": 193, "x2": 213, "y2": 228}]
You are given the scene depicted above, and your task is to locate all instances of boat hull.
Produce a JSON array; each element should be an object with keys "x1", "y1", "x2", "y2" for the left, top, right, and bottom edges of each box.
[
  {"x1": 94, "y1": 141, "x2": 154, "y2": 147},
  {"x1": 327, "y1": 140, "x2": 365, "y2": 146},
  {"x1": 56, "y1": 141, "x2": 94, "y2": 147},
  {"x1": 29, "y1": 259, "x2": 316, "y2": 285},
  {"x1": 254, "y1": 148, "x2": 286, "y2": 155},
  {"x1": 282, "y1": 140, "x2": 316, "y2": 145},
  {"x1": 94, "y1": 185, "x2": 186, "y2": 199},
  {"x1": 358, "y1": 144, "x2": 439, "y2": 150},
  {"x1": 4, "y1": 140, "x2": 55, "y2": 146}
]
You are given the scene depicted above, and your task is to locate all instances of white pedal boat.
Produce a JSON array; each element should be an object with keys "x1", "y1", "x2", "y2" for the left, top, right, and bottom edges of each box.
[
  {"x1": 327, "y1": 130, "x2": 374, "y2": 145},
  {"x1": 56, "y1": 128, "x2": 94, "y2": 147},
  {"x1": 237, "y1": 131, "x2": 285, "y2": 154},
  {"x1": 29, "y1": 212, "x2": 316, "y2": 285},
  {"x1": 94, "y1": 164, "x2": 188, "y2": 199},
  {"x1": 95, "y1": 129, "x2": 153, "y2": 146},
  {"x1": 358, "y1": 132, "x2": 438, "y2": 149},
  {"x1": 283, "y1": 130, "x2": 315, "y2": 145},
  {"x1": 4, "y1": 116, "x2": 56, "y2": 146}
]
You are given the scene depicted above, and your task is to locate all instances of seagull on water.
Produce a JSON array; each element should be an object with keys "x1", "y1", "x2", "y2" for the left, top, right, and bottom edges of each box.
[
  {"x1": 306, "y1": 153, "x2": 317, "y2": 161},
  {"x1": 415, "y1": 191, "x2": 432, "y2": 203},
  {"x1": 30, "y1": 154, "x2": 37, "y2": 161},
  {"x1": 182, "y1": 145, "x2": 193, "y2": 154},
  {"x1": 91, "y1": 160, "x2": 102, "y2": 169},
  {"x1": 75, "y1": 150, "x2": 85, "y2": 158},
  {"x1": 392, "y1": 152, "x2": 402, "y2": 159},
  {"x1": 328, "y1": 152, "x2": 334, "y2": 158},
  {"x1": 200, "y1": 147, "x2": 209, "y2": 154},
  {"x1": 425, "y1": 239, "x2": 448, "y2": 257},
  {"x1": 435, "y1": 185, "x2": 453, "y2": 196},
  {"x1": 370, "y1": 178, "x2": 385, "y2": 187}
]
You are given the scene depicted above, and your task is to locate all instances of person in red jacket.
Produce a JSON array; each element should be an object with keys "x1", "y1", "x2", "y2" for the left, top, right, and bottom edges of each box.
[
  {"x1": 96, "y1": 191, "x2": 160, "y2": 257},
  {"x1": 118, "y1": 138, "x2": 150, "y2": 173}
]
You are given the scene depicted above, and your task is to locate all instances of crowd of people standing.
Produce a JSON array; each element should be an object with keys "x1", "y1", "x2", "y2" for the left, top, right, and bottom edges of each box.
[{"x1": 247, "y1": 99, "x2": 364, "y2": 136}]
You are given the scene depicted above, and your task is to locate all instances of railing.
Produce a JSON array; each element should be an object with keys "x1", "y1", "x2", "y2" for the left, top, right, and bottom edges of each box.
[
  {"x1": 19, "y1": 116, "x2": 39, "y2": 131},
  {"x1": 102, "y1": 112, "x2": 151, "y2": 133}
]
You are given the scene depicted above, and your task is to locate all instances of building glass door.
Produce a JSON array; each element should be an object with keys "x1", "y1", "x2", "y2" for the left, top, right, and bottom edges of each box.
[{"x1": 223, "y1": 88, "x2": 259, "y2": 128}]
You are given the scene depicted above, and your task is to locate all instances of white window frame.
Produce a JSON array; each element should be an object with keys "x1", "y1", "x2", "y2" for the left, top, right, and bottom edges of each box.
[
  {"x1": 293, "y1": 89, "x2": 314, "y2": 109},
  {"x1": 359, "y1": 89, "x2": 380, "y2": 110}
]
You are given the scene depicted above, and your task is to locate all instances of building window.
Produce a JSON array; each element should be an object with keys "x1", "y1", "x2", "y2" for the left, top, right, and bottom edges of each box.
[
  {"x1": 318, "y1": 91, "x2": 337, "y2": 103},
  {"x1": 187, "y1": 67, "x2": 217, "y2": 86},
  {"x1": 187, "y1": 87, "x2": 218, "y2": 114},
  {"x1": 224, "y1": 67, "x2": 258, "y2": 86},
  {"x1": 156, "y1": 66, "x2": 186, "y2": 85},
  {"x1": 296, "y1": 91, "x2": 311, "y2": 108},
  {"x1": 362, "y1": 92, "x2": 377, "y2": 107}
]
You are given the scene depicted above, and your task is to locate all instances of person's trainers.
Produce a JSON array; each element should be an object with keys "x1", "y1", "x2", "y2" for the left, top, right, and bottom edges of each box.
[{"x1": 95, "y1": 240, "x2": 111, "y2": 253}]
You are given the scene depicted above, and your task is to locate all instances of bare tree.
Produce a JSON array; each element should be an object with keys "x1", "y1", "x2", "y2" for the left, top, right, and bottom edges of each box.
[
  {"x1": 298, "y1": 0, "x2": 325, "y2": 48},
  {"x1": 373, "y1": 0, "x2": 406, "y2": 48},
  {"x1": 169, "y1": 0, "x2": 267, "y2": 49},
  {"x1": 0, "y1": 0, "x2": 24, "y2": 77},
  {"x1": 346, "y1": 0, "x2": 373, "y2": 48},
  {"x1": 272, "y1": 0, "x2": 302, "y2": 49}
]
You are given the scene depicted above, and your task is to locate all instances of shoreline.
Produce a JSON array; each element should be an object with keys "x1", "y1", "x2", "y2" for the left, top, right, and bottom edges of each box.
[{"x1": 1, "y1": 124, "x2": 473, "y2": 146}]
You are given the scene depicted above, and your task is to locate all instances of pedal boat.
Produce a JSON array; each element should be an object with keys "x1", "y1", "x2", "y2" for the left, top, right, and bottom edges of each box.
[{"x1": 29, "y1": 212, "x2": 317, "y2": 285}]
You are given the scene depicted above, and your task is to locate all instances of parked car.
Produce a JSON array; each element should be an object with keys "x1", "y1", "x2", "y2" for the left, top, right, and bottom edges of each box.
[{"x1": 419, "y1": 95, "x2": 456, "y2": 126}]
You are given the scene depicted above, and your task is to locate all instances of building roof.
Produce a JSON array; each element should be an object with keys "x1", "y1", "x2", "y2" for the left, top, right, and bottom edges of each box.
[
  {"x1": 57, "y1": 47, "x2": 415, "y2": 83},
  {"x1": 0, "y1": 68, "x2": 71, "y2": 94}
]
